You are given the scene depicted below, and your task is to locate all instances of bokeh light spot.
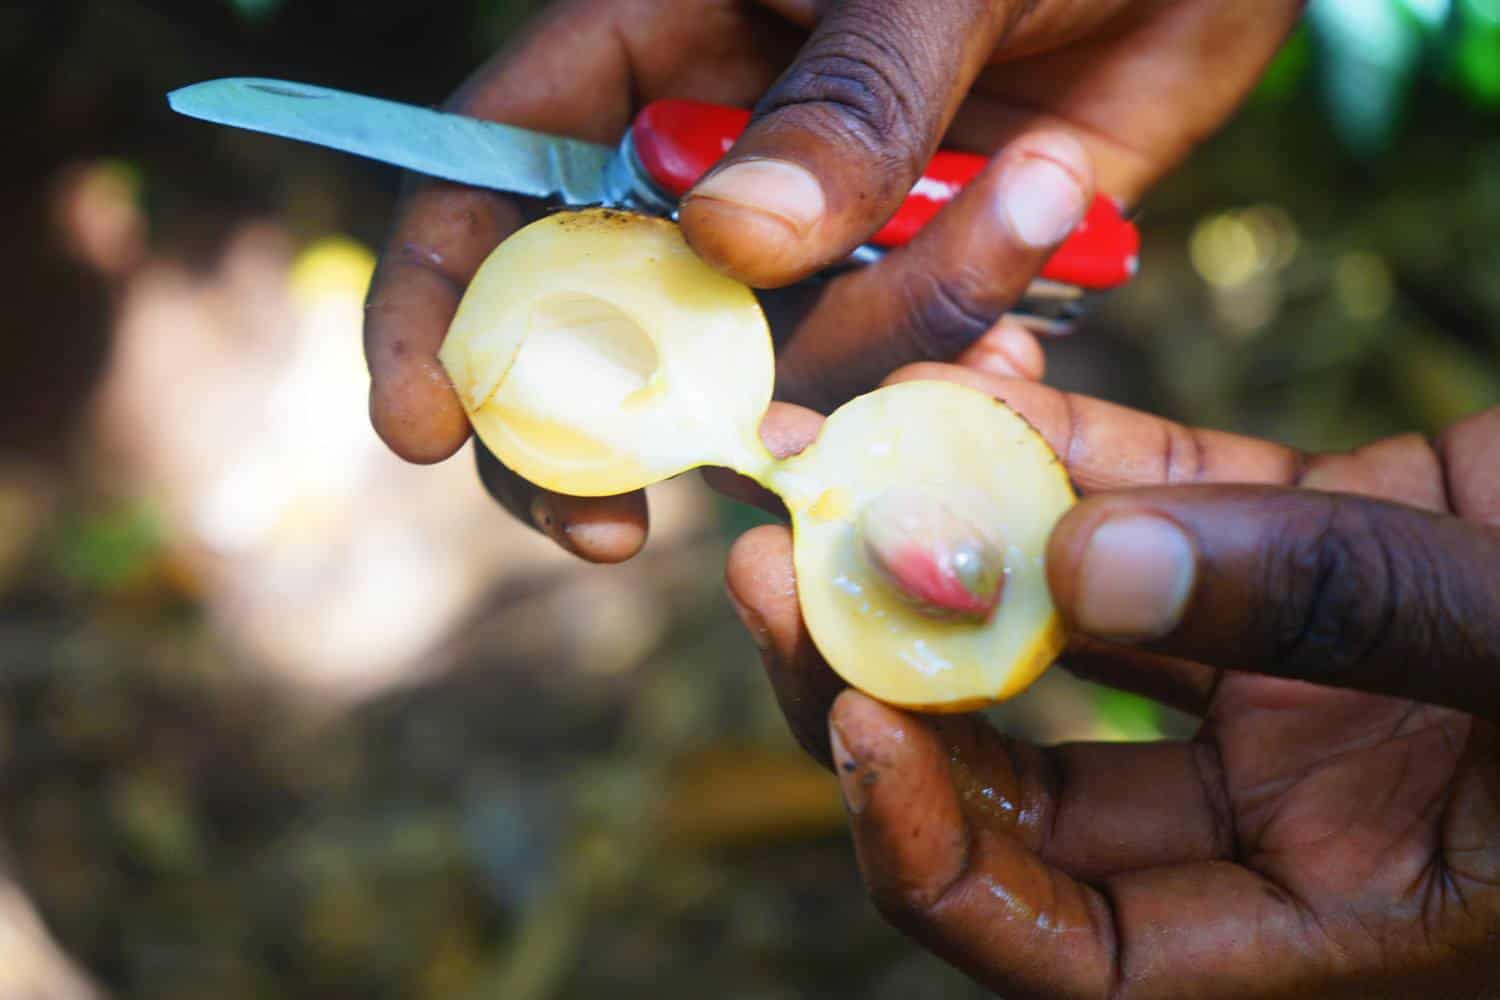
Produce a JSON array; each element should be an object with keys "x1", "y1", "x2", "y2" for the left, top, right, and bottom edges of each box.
[{"x1": 1334, "y1": 252, "x2": 1395, "y2": 319}]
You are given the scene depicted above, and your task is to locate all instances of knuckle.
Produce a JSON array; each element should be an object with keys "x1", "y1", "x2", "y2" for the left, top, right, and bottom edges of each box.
[
  {"x1": 1435, "y1": 406, "x2": 1500, "y2": 520},
  {"x1": 1191, "y1": 743, "x2": 1236, "y2": 859},
  {"x1": 1161, "y1": 420, "x2": 1209, "y2": 485},
  {"x1": 867, "y1": 879, "x2": 951, "y2": 926},
  {"x1": 1000, "y1": 0, "x2": 1044, "y2": 38},
  {"x1": 865, "y1": 837, "x2": 974, "y2": 926},
  {"x1": 758, "y1": 17, "x2": 927, "y2": 181},
  {"x1": 1260, "y1": 497, "x2": 1410, "y2": 683},
  {"x1": 899, "y1": 268, "x2": 1000, "y2": 361}
]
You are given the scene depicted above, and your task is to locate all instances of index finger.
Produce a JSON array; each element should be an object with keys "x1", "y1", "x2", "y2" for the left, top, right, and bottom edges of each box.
[
  {"x1": 678, "y1": 0, "x2": 1009, "y2": 287},
  {"x1": 886, "y1": 364, "x2": 1474, "y2": 517},
  {"x1": 364, "y1": 1, "x2": 637, "y2": 464},
  {"x1": 885, "y1": 363, "x2": 1306, "y2": 492}
]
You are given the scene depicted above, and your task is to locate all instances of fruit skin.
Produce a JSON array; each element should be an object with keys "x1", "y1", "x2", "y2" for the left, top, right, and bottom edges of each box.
[
  {"x1": 442, "y1": 209, "x2": 1075, "y2": 712},
  {"x1": 900, "y1": 617, "x2": 1068, "y2": 715}
]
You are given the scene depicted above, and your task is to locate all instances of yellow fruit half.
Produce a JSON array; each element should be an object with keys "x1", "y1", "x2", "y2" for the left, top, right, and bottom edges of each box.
[
  {"x1": 440, "y1": 209, "x2": 1076, "y2": 712},
  {"x1": 440, "y1": 209, "x2": 775, "y2": 497},
  {"x1": 768, "y1": 382, "x2": 1073, "y2": 711}
]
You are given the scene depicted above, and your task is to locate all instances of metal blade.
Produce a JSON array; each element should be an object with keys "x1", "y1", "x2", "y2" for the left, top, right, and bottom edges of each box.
[{"x1": 167, "y1": 77, "x2": 619, "y2": 205}]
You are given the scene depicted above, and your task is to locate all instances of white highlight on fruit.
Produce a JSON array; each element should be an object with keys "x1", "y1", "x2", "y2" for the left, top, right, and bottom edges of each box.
[{"x1": 900, "y1": 639, "x2": 954, "y2": 676}]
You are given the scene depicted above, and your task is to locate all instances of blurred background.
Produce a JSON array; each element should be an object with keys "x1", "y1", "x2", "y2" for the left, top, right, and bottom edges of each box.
[{"x1": 3, "y1": 0, "x2": 1499, "y2": 996}]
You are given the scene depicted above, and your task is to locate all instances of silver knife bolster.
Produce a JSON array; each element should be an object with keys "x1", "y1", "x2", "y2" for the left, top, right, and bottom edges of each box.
[{"x1": 606, "y1": 132, "x2": 678, "y2": 215}]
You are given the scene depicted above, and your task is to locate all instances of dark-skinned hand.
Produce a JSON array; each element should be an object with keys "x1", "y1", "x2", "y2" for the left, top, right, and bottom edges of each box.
[
  {"x1": 724, "y1": 363, "x2": 1500, "y2": 999},
  {"x1": 363, "y1": 0, "x2": 1302, "y2": 563}
]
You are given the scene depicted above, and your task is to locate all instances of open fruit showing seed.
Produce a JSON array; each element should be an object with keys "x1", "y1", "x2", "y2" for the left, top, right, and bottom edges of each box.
[
  {"x1": 858, "y1": 485, "x2": 1010, "y2": 624},
  {"x1": 440, "y1": 208, "x2": 1075, "y2": 712}
]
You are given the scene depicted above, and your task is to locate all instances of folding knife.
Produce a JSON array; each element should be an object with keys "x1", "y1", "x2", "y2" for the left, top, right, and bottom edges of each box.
[{"x1": 168, "y1": 78, "x2": 1139, "y2": 331}]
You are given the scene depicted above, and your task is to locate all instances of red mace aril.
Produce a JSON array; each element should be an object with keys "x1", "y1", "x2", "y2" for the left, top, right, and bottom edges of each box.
[{"x1": 858, "y1": 486, "x2": 1008, "y2": 624}]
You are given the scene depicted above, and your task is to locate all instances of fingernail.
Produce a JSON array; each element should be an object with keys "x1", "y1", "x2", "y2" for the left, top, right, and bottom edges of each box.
[
  {"x1": 725, "y1": 587, "x2": 772, "y2": 652},
  {"x1": 959, "y1": 321, "x2": 1046, "y2": 381},
  {"x1": 1075, "y1": 514, "x2": 1195, "y2": 641},
  {"x1": 687, "y1": 159, "x2": 826, "y2": 234},
  {"x1": 829, "y1": 723, "x2": 868, "y2": 815},
  {"x1": 991, "y1": 321, "x2": 1046, "y2": 380},
  {"x1": 1000, "y1": 156, "x2": 1088, "y2": 250}
]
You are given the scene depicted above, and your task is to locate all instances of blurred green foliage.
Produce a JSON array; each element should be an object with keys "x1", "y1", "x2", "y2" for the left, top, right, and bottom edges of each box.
[
  {"x1": 50, "y1": 504, "x2": 164, "y2": 594},
  {"x1": 1091, "y1": 688, "x2": 1167, "y2": 742},
  {"x1": 1454, "y1": 0, "x2": 1500, "y2": 102},
  {"x1": 472, "y1": 0, "x2": 550, "y2": 51},
  {"x1": 1301, "y1": 0, "x2": 1500, "y2": 152},
  {"x1": 226, "y1": 0, "x2": 284, "y2": 25}
]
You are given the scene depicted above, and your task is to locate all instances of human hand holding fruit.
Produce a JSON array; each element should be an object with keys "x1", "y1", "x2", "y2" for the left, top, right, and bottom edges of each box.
[
  {"x1": 726, "y1": 363, "x2": 1500, "y2": 998},
  {"x1": 363, "y1": 0, "x2": 1304, "y2": 563},
  {"x1": 354, "y1": 2, "x2": 1500, "y2": 987},
  {"x1": 441, "y1": 210, "x2": 1076, "y2": 709}
]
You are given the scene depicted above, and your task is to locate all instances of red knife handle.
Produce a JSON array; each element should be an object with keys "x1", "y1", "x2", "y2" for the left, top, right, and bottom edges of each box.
[{"x1": 629, "y1": 99, "x2": 1139, "y2": 291}]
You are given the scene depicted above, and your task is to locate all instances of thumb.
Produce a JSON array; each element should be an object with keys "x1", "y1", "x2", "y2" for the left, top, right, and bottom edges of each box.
[
  {"x1": 677, "y1": 0, "x2": 1007, "y2": 287},
  {"x1": 1045, "y1": 485, "x2": 1500, "y2": 719}
]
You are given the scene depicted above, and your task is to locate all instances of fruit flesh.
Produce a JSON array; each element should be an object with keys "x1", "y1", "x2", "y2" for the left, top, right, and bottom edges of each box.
[
  {"x1": 769, "y1": 382, "x2": 1072, "y2": 711},
  {"x1": 440, "y1": 209, "x2": 775, "y2": 497},
  {"x1": 439, "y1": 208, "x2": 1076, "y2": 712}
]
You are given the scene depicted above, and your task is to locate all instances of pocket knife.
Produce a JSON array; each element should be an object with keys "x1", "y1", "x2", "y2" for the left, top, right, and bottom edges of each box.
[{"x1": 167, "y1": 78, "x2": 1139, "y2": 332}]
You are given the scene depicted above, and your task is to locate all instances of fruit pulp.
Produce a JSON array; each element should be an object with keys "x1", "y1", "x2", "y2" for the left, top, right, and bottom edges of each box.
[{"x1": 439, "y1": 209, "x2": 1075, "y2": 711}]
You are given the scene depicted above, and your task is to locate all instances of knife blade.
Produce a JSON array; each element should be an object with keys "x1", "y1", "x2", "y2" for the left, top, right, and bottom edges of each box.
[{"x1": 167, "y1": 78, "x2": 628, "y2": 207}]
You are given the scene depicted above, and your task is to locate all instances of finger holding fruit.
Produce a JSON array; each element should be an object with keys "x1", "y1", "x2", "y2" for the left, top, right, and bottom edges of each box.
[
  {"x1": 728, "y1": 366, "x2": 1500, "y2": 998},
  {"x1": 363, "y1": 0, "x2": 1303, "y2": 559}
]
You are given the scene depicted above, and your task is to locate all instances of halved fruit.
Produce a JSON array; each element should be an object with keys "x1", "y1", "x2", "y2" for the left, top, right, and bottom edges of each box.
[
  {"x1": 767, "y1": 382, "x2": 1073, "y2": 711},
  {"x1": 440, "y1": 208, "x2": 1076, "y2": 712},
  {"x1": 440, "y1": 209, "x2": 775, "y2": 497}
]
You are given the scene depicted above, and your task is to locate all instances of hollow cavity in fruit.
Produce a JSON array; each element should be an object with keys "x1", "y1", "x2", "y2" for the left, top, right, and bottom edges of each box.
[
  {"x1": 439, "y1": 208, "x2": 1075, "y2": 712},
  {"x1": 440, "y1": 209, "x2": 775, "y2": 497}
]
